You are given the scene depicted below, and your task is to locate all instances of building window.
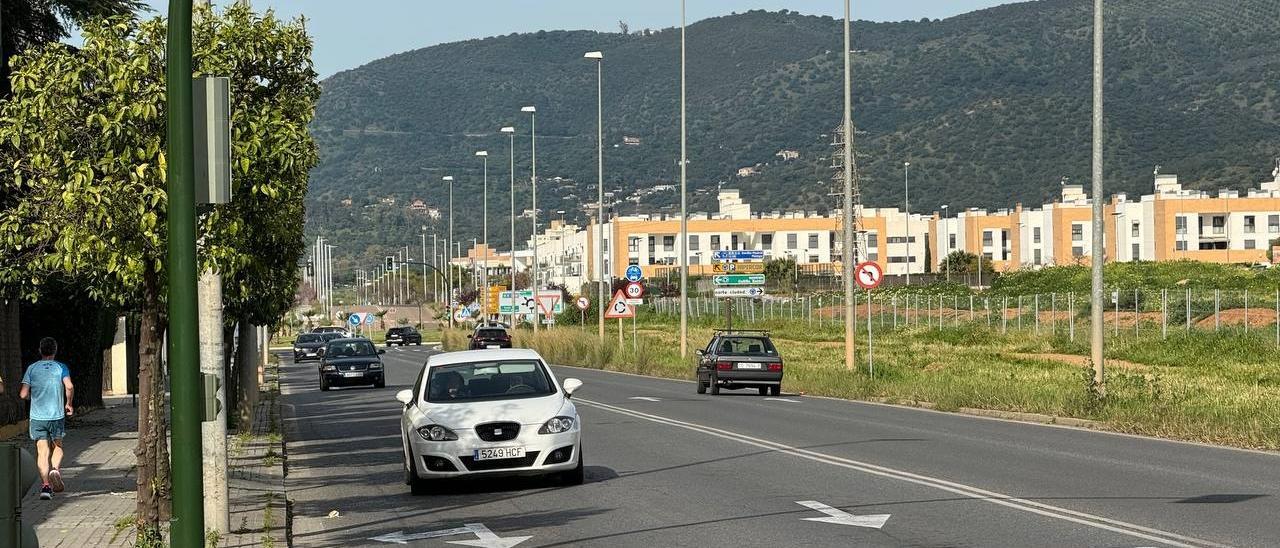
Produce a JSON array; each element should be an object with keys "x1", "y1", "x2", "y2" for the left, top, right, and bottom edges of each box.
[
  {"x1": 868, "y1": 252, "x2": 878, "y2": 261},
  {"x1": 690, "y1": 254, "x2": 700, "y2": 265},
  {"x1": 1245, "y1": 240, "x2": 1256, "y2": 250},
  {"x1": 1033, "y1": 249, "x2": 1042, "y2": 265},
  {"x1": 807, "y1": 233, "x2": 819, "y2": 249},
  {"x1": 1176, "y1": 216, "x2": 1187, "y2": 235},
  {"x1": 1199, "y1": 241, "x2": 1228, "y2": 250},
  {"x1": 1033, "y1": 227, "x2": 1041, "y2": 244},
  {"x1": 761, "y1": 234, "x2": 773, "y2": 250},
  {"x1": 731, "y1": 234, "x2": 740, "y2": 249},
  {"x1": 867, "y1": 232, "x2": 879, "y2": 248},
  {"x1": 1131, "y1": 243, "x2": 1140, "y2": 260},
  {"x1": 888, "y1": 256, "x2": 917, "y2": 264},
  {"x1": 1071, "y1": 246, "x2": 1084, "y2": 258},
  {"x1": 663, "y1": 235, "x2": 675, "y2": 252},
  {"x1": 982, "y1": 231, "x2": 994, "y2": 246},
  {"x1": 1212, "y1": 216, "x2": 1225, "y2": 235},
  {"x1": 1131, "y1": 223, "x2": 1140, "y2": 238},
  {"x1": 983, "y1": 252, "x2": 994, "y2": 260},
  {"x1": 886, "y1": 236, "x2": 916, "y2": 244},
  {"x1": 1268, "y1": 214, "x2": 1280, "y2": 233},
  {"x1": 787, "y1": 234, "x2": 798, "y2": 249},
  {"x1": 1071, "y1": 224, "x2": 1083, "y2": 241},
  {"x1": 647, "y1": 236, "x2": 655, "y2": 251},
  {"x1": 948, "y1": 234, "x2": 956, "y2": 250},
  {"x1": 602, "y1": 239, "x2": 608, "y2": 252},
  {"x1": 1175, "y1": 240, "x2": 1187, "y2": 251},
  {"x1": 711, "y1": 235, "x2": 721, "y2": 249},
  {"x1": 1244, "y1": 216, "x2": 1256, "y2": 234},
  {"x1": 688, "y1": 235, "x2": 700, "y2": 251},
  {"x1": 808, "y1": 255, "x2": 819, "y2": 264},
  {"x1": 628, "y1": 237, "x2": 639, "y2": 253}
]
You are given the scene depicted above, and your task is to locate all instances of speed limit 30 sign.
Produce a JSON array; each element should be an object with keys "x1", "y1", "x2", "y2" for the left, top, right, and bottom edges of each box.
[{"x1": 624, "y1": 282, "x2": 645, "y2": 299}]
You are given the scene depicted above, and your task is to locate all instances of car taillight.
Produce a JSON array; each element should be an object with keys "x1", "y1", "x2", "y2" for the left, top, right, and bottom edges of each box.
[
  {"x1": 768, "y1": 362, "x2": 783, "y2": 372},
  {"x1": 716, "y1": 362, "x2": 733, "y2": 371}
]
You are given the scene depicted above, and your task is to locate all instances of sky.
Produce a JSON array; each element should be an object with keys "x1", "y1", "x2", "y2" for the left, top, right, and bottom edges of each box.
[{"x1": 135, "y1": 1, "x2": 1014, "y2": 78}]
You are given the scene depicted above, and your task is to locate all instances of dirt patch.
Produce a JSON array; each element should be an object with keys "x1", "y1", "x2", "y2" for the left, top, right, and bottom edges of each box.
[
  {"x1": 1195, "y1": 308, "x2": 1278, "y2": 329},
  {"x1": 1006, "y1": 352, "x2": 1148, "y2": 371}
]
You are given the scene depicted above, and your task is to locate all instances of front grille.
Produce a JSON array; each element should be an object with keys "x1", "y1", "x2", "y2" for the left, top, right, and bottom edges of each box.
[
  {"x1": 339, "y1": 363, "x2": 367, "y2": 372},
  {"x1": 475, "y1": 422, "x2": 520, "y2": 442},
  {"x1": 460, "y1": 452, "x2": 540, "y2": 471}
]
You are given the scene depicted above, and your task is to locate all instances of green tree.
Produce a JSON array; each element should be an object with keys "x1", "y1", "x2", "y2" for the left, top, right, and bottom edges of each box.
[
  {"x1": 764, "y1": 256, "x2": 798, "y2": 293},
  {"x1": 940, "y1": 251, "x2": 995, "y2": 275}
]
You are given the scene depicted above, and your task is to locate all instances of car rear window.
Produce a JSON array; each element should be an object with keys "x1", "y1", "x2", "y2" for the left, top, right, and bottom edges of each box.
[
  {"x1": 716, "y1": 336, "x2": 777, "y2": 356},
  {"x1": 389, "y1": 328, "x2": 405, "y2": 334},
  {"x1": 477, "y1": 329, "x2": 507, "y2": 338},
  {"x1": 297, "y1": 334, "x2": 322, "y2": 343}
]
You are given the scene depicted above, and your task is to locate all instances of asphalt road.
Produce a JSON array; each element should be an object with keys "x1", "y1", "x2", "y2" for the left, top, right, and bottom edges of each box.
[{"x1": 280, "y1": 344, "x2": 1279, "y2": 548}]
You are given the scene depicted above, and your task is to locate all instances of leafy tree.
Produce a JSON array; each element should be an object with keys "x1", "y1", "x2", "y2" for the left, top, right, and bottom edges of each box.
[
  {"x1": 764, "y1": 256, "x2": 798, "y2": 293},
  {"x1": 940, "y1": 251, "x2": 995, "y2": 275},
  {"x1": 1267, "y1": 237, "x2": 1279, "y2": 264}
]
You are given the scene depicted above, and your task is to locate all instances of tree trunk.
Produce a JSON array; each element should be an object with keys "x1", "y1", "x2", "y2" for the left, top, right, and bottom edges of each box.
[
  {"x1": 134, "y1": 271, "x2": 170, "y2": 534},
  {"x1": 222, "y1": 324, "x2": 238, "y2": 431},
  {"x1": 235, "y1": 321, "x2": 259, "y2": 434},
  {"x1": 0, "y1": 299, "x2": 24, "y2": 425}
]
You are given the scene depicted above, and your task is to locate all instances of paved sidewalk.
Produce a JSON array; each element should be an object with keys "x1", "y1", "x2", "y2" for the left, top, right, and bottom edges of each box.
[{"x1": 17, "y1": 392, "x2": 288, "y2": 547}]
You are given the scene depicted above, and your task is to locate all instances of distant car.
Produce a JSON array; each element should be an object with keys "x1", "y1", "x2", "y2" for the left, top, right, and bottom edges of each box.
[
  {"x1": 313, "y1": 326, "x2": 351, "y2": 337},
  {"x1": 695, "y1": 330, "x2": 783, "y2": 396},
  {"x1": 386, "y1": 326, "x2": 423, "y2": 347},
  {"x1": 395, "y1": 348, "x2": 584, "y2": 495},
  {"x1": 318, "y1": 338, "x2": 386, "y2": 391},
  {"x1": 293, "y1": 333, "x2": 327, "y2": 362},
  {"x1": 468, "y1": 325, "x2": 512, "y2": 349}
]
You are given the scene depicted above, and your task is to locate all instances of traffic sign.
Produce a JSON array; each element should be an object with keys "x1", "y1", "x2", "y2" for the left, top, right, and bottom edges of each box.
[
  {"x1": 575, "y1": 296, "x2": 590, "y2": 311},
  {"x1": 714, "y1": 287, "x2": 766, "y2": 298},
  {"x1": 854, "y1": 261, "x2": 883, "y2": 290},
  {"x1": 625, "y1": 264, "x2": 643, "y2": 283},
  {"x1": 625, "y1": 298, "x2": 644, "y2": 306},
  {"x1": 713, "y1": 274, "x2": 766, "y2": 286},
  {"x1": 712, "y1": 250, "x2": 764, "y2": 261},
  {"x1": 625, "y1": 282, "x2": 645, "y2": 299},
  {"x1": 712, "y1": 261, "x2": 764, "y2": 274},
  {"x1": 365, "y1": 314, "x2": 375, "y2": 325},
  {"x1": 347, "y1": 314, "x2": 362, "y2": 326},
  {"x1": 604, "y1": 290, "x2": 634, "y2": 319},
  {"x1": 536, "y1": 293, "x2": 561, "y2": 319}
]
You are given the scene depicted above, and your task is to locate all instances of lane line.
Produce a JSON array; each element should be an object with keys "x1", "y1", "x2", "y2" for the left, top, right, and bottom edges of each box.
[{"x1": 577, "y1": 398, "x2": 1229, "y2": 548}]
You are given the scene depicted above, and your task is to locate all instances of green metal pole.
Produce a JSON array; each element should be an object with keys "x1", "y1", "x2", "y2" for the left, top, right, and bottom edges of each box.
[{"x1": 166, "y1": 1, "x2": 206, "y2": 545}]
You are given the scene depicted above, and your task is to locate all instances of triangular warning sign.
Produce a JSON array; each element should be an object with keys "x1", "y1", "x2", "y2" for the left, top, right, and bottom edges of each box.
[
  {"x1": 536, "y1": 294, "x2": 561, "y2": 319},
  {"x1": 604, "y1": 290, "x2": 634, "y2": 319}
]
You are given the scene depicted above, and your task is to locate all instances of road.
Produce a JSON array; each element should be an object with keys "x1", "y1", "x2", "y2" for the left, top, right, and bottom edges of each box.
[{"x1": 280, "y1": 344, "x2": 1279, "y2": 547}]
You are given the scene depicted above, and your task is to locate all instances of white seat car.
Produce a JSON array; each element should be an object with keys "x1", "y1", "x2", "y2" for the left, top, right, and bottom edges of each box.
[{"x1": 396, "y1": 348, "x2": 584, "y2": 495}]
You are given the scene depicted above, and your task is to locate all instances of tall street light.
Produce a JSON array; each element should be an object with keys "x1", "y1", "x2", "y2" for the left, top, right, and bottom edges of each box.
[
  {"x1": 443, "y1": 175, "x2": 455, "y2": 329},
  {"x1": 1089, "y1": 0, "x2": 1106, "y2": 392},
  {"x1": 941, "y1": 204, "x2": 950, "y2": 282},
  {"x1": 679, "y1": 0, "x2": 689, "y2": 357},
  {"x1": 904, "y1": 161, "x2": 911, "y2": 285},
  {"x1": 420, "y1": 227, "x2": 428, "y2": 311},
  {"x1": 842, "y1": 0, "x2": 856, "y2": 371},
  {"x1": 585, "y1": 50, "x2": 606, "y2": 343},
  {"x1": 477, "y1": 150, "x2": 490, "y2": 321},
  {"x1": 522, "y1": 106, "x2": 539, "y2": 333},
  {"x1": 501, "y1": 126, "x2": 517, "y2": 325}
]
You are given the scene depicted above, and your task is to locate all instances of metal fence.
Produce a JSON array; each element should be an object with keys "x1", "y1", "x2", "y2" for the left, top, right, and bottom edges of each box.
[{"x1": 652, "y1": 288, "x2": 1280, "y2": 345}]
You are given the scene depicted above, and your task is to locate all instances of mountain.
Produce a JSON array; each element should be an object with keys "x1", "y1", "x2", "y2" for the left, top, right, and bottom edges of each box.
[{"x1": 307, "y1": 0, "x2": 1280, "y2": 267}]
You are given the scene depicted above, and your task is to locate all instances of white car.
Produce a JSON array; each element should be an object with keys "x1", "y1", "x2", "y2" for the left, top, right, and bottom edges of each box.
[{"x1": 396, "y1": 348, "x2": 584, "y2": 495}]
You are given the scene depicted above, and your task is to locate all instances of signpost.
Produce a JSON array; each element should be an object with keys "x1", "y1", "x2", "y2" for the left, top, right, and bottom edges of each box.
[
  {"x1": 713, "y1": 274, "x2": 766, "y2": 286},
  {"x1": 854, "y1": 261, "x2": 883, "y2": 377},
  {"x1": 625, "y1": 264, "x2": 643, "y2": 283},
  {"x1": 712, "y1": 250, "x2": 765, "y2": 261},
  {"x1": 536, "y1": 293, "x2": 561, "y2": 325},
  {"x1": 712, "y1": 262, "x2": 764, "y2": 274},
  {"x1": 605, "y1": 290, "x2": 634, "y2": 348},
  {"x1": 576, "y1": 296, "x2": 590, "y2": 329},
  {"x1": 714, "y1": 287, "x2": 767, "y2": 298}
]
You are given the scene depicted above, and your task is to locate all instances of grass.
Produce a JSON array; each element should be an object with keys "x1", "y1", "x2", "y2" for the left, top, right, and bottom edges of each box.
[{"x1": 444, "y1": 314, "x2": 1280, "y2": 451}]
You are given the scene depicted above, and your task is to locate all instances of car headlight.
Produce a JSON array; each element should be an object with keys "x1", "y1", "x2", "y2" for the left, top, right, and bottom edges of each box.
[
  {"x1": 321, "y1": 364, "x2": 336, "y2": 371},
  {"x1": 368, "y1": 362, "x2": 383, "y2": 369},
  {"x1": 538, "y1": 416, "x2": 576, "y2": 435},
  {"x1": 417, "y1": 425, "x2": 458, "y2": 442}
]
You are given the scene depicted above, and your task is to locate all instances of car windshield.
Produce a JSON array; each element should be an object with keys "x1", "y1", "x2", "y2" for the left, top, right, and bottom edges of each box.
[
  {"x1": 297, "y1": 334, "x2": 323, "y2": 344},
  {"x1": 716, "y1": 336, "x2": 777, "y2": 356},
  {"x1": 321, "y1": 333, "x2": 344, "y2": 341},
  {"x1": 426, "y1": 360, "x2": 554, "y2": 403},
  {"x1": 477, "y1": 329, "x2": 507, "y2": 338},
  {"x1": 326, "y1": 340, "x2": 377, "y2": 358}
]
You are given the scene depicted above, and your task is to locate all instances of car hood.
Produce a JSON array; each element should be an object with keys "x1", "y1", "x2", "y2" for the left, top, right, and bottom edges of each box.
[
  {"x1": 421, "y1": 395, "x2": 569, "y2": 428},
  {"x1": 324, "y1": 356, "x2": 380, "y2": 366}
]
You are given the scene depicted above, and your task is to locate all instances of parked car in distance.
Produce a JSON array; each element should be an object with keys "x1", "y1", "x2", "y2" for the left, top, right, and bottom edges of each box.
[
  {"x1": 468, "y1": 325, "x2": 512, "y2": 349},
  {"x1": 319, "y1": 338, "x2": 386, "y2": 391},
  {"x1": 386, "y1": 326, "x2": 423, "y2": 346},
  {"x1": 396, "y1": 349, "x2": 584, "y2": 495},
  {"x1": 313, "y1": 326, "x2": 351, "y2": 337},
  {"x1": 293, "y1": 333, "x2": 327, "y2": 362},
  {"x1": 695, "y1": 329, "x2": 783, "y2": 396}
]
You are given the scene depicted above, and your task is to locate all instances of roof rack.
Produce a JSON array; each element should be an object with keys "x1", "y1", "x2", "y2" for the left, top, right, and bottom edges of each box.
[{"x1": 712, "y1": 329, "x2": 771, "y2": 336}]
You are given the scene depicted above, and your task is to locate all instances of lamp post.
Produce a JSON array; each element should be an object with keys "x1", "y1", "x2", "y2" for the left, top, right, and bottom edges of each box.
[
  {"x1": 421, "y1": 227, "x2": 428, "y2": 311},
  {"x1": 1089, "y1": 0, "x2": 1106, "y2": 391},
  {"x1": 904, "y1": 161, "x2": 911, "y2": 284},
  {"x1": 679, "y1": 0, "x2": 689, "y2": 357},
  {"x1": 477, "y1": 150, "x2": 490, "y2": 321},
  {"x1": 443, "y1": 175, "x2": 455, "y2": 329},
  {"x1": 942, "y1": 204, "x2": 950, "y2": 282},
  {"x1": 842, "y1": 0, "x2": 856, "y2": 371},
  {"x1": 521, "y1": 106, "x2": 539, "y2": 333},
  {"x1": 500, "y1": 126, "x2": 517, "y2": 326},
  {"x1": 585, "y1": 50, "x2": 606, "y2": 343}
]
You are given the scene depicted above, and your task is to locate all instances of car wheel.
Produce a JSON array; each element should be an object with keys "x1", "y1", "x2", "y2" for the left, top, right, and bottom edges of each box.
[
  {"x1": 319, "y1": 376, "x2": 329, "y2": 391},
  {"x1": 757, "y1": 386, "x2": 768, "y2": 396},
  {"x1": 375, "y1": 377, "x2": 386, "y2": 389},
  {"x1": 769, "y1": 385, "x2": 781, "y2": 397},
  {"x1": 406, "y1": 446, "x2": 431, "y2": 496},
  {"x1": 710, "y1": 372, "x2": 720, "y2": 395},
  {"x1": 559, "y1": 445, "x2": 585, "y2": 486},
  {"x1": 696, "y1": 378, "x2": 706, "y2": 394}
]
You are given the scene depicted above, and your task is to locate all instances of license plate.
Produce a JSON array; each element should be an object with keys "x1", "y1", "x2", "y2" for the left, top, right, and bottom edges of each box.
[
  {"x1": 737, "y1": 363, "x2": 762, "y2": 369},
  {"x1": 486, "y1": 345, "x2": 500, "y2": 349},
  {"x1": 342, "y1": 371, "x2": 363, "y2": 378},
  {"x1": 474, "y1": 447, "x2": 524, "y2": 461}
]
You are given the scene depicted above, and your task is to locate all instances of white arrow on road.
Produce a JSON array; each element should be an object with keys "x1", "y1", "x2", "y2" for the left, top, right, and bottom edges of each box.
[
  {"x1": 370, "y1": 526, "x2": 474, "y2": 544},
  {"x1": 628, "y1": 396, "x2": 661, "y2": 402},
  {"x1": 448, "y1": 523, "x2": 532, "y2": 548},
  {"x1": 796, "y1": 500, "x2": 891, "y2": 529}
]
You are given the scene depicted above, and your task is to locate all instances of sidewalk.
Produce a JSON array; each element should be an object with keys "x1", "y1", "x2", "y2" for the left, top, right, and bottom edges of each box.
[{"x1": 17, "y1": 391, "x2": 288, "y2": 547}]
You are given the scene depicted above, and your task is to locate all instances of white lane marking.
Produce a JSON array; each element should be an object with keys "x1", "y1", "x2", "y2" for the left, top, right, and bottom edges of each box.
[
  {"x1": 577, "y1": 398, "x2": 1225, "y2": 548},
  {"x1": 448, "y1": 523, "x2": 532, "y2": 548},
  {"x1": 628, "y1": 396, "x2": 661, "y2": 402},
  {"x1": 796, "y1": 500, "x2": 891, "y2": 529},
  {"x1": 370, "y1": 526, "x2": 473, "y2": 544},
  {"x1": 763, "y1": 397, "x2": 800, "y2": 403}
]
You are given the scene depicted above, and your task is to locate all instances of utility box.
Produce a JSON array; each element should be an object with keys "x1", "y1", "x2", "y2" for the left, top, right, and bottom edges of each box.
[
  {"x1": 194, "y1": 76, "x2": 232, "y2": 205},
  {"x1": 0, "y1": 442, "x2": 40, "y2": 547}
]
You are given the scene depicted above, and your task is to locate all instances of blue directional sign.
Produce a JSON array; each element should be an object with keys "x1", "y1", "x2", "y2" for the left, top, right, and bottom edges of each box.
[
  {"x1": 625, "y1": 265, "x2": 643, "y2": 282},
  {"x1": 347, "y1": 314, "x2": 361, "y2": 326},
  {"x1": 365, "y1": 314, "x2": 375, "y2": 326},
  {"x1": 712, "y1": 250, "x2": 765, "y2": 261}
]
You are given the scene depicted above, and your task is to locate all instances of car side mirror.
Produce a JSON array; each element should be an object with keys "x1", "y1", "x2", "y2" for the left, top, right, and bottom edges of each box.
[
  {"x1": 467, "y1": 334, "x2": 473, "y2": 338},
  {"x1": 395, "y1": 389, "x2": 414, "y2": 405},
  {"x1": 562, "y1": 378, "x2": 583, "y2": 398},
  {"x1": 695, "y1": 349, "x2": 704, "y2": 357},
  {"x1": 378, "y1": 349, "x2": 386, "y2": 355}
]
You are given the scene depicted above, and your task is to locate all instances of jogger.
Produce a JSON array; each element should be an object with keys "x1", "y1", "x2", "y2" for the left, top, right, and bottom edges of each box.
[{"x1": 21, "y1": 337, "x2": 74, "y2": 500}]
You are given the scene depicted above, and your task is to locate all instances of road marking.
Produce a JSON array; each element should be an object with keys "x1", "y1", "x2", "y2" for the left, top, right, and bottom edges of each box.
[
  {"x1": 763, "y1": 397, "x2": 799, "y2": 403},
  {"x1": 370, "y1": 523, "x2": 530, "y2": 547},
  {"x1": 796, "y1": 500, "x2": 890, "y2": 529},
  {"x1": 577, "y1": 398, "x2": 1225, "y2": 548},
  {"x1": 628, "y1": 396, "x2": 661, "y2": 402}
]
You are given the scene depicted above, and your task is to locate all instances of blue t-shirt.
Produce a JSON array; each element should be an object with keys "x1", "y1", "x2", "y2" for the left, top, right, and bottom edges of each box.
[{"x1": 22, "y1": 360, "x2": 70, "y2": 421}]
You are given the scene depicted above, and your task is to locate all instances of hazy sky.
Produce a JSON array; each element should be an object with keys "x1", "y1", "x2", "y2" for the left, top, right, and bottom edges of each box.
[{"x1": 139, "y1": 1, "x2": 1015, "y2": 78}]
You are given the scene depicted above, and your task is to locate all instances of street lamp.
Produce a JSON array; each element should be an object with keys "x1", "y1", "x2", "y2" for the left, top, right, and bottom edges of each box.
[
  {"x1": 585, "y1": 50, "x2": 606, "y2": 343},
  {"x1": 477, "y1": 150, "x2": 490, "y2": 321},
  {"x1": 500, "y1": 126, "x2": 517, "y2": 326},
  {"x1": 679, "y1": 0, "x2": 689, "y2": 357},
  {"x1": 941, "y1": 204, "x2": 950, "y2": 282},
  {"x1": 904, "y1": 161, "x2": 911, "y2": 285},
  {"x1": 521, "y1": 106, "x2": 539, "y2": 333},
  {"x1": 842, "y1": 0, "x2": 856, "y2": 371},
  {"x1": 443, "y1": 175, "x2": 455, "y2": 329}
]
